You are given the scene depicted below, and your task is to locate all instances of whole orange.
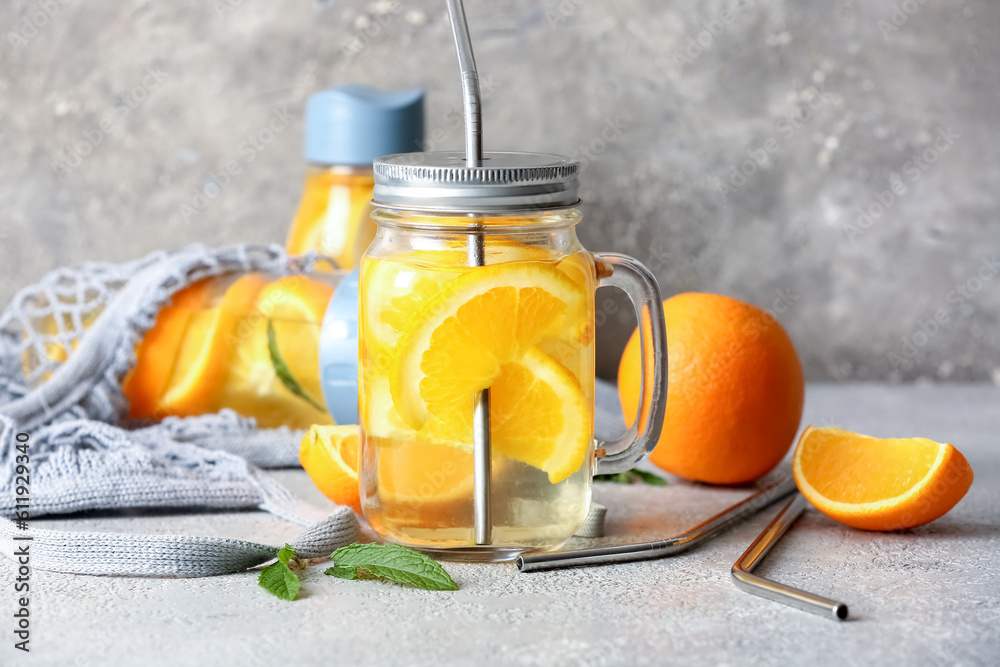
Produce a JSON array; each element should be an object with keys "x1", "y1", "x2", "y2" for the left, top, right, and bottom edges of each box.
[{"x1": 618, "y1": 293, "x2": 804, "y2": 485}]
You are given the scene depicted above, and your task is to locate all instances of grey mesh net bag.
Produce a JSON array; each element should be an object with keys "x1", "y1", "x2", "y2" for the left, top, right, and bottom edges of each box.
[{"x1": 0, "y1": 244, "x2": 359, "y2": 576}]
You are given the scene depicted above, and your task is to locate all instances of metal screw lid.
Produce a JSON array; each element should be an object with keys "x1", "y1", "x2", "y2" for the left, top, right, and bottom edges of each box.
[{"x1": 372, "y1": 150, "x2": 581, "y2": 213}]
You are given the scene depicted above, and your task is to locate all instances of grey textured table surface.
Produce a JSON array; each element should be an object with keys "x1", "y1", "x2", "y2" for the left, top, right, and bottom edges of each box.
[{"x1": 2, "y1": 383, "x2": 998, "y2": 667}]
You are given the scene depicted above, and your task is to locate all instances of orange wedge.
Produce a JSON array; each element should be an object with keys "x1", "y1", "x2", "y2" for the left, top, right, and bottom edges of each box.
[
  {"x1": 793, "y1": 426, "x2": 974, "y2": 531},
  {"x1": 299, "y1": 424, "x2": 361, "y2": 513}
]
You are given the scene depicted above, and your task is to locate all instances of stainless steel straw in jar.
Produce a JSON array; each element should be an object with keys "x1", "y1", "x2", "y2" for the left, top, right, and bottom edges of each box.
[{"x1": 446, "y1": 0, "x2": 492, "y2": 546}]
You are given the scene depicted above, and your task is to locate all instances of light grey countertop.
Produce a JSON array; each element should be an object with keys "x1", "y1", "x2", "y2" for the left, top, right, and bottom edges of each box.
[{"x1": 2, "y1": 383, "x2": 998, "y2": 667}]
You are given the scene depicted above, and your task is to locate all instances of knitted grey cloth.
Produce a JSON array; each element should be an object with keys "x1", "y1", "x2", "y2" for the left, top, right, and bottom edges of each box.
[{"x1": 0, "y1": 244, "x2": 359, "y2": 576}]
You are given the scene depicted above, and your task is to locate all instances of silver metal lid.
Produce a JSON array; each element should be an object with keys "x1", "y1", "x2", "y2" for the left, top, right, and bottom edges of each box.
[{"x1": 372, "y1": 151, "x2": 580, "y2": 212}]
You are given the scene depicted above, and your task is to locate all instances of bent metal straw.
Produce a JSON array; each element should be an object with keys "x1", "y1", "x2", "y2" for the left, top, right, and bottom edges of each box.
[{"x1": 731, "y1": 493, "x2": 849, "y2": 621}]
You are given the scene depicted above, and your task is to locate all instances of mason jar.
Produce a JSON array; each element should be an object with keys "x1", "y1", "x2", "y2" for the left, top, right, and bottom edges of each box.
[{"x1": 358, "y1": 151, "x2": 668, "y2": 561}]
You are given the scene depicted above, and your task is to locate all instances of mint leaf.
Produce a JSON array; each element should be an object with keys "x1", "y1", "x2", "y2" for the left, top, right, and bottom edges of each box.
[
  {"x1": 594, "y1": 469, "x2": 668, "y2": 486},
  {"x1": 276, "y1": 543, "x2": 296, "y2": 566},
  {"x1": 258, "y1": 544, "x2": 301, "y2": 601},
  {"x1": 630, "y1": 469, "x2": 668, "y2": 486},
  {"x1": 326, "y1": 543, "x2": 458, "y2": 591},
  {"x1": 324, "y1": 565, "x2": 359, "y2": 580},
  {"x1": 267, "y1": 319, "x2": 326, "y2": 412}
]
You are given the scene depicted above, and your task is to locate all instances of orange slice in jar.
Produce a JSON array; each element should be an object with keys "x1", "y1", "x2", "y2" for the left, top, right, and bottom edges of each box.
[
  {"x1": 418, "y1": 347, "x2": 592, "y2": 483},
  {"x1": 389, "y1": 262, "x2": 592, "y2": 483}
]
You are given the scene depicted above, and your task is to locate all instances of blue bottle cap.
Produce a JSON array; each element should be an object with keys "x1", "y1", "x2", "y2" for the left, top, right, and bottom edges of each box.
[
  {"x1": 320, "y1": 269, "x2": 359, "y2": 425},
  {"x1": 306, "y1": 85, "x2": 424, "y2": 166}
]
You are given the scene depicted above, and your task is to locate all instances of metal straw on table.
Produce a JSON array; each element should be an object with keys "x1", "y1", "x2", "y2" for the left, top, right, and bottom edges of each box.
[
  {"x1": 446, "y1": 0, "x2": 492, "y2": 546},
  {"x1": 731, "y1": 493, "x2": 850, "y2": 621},
  {"x1": 517, "y1": 476, "x2": 798, "y2": 572}
]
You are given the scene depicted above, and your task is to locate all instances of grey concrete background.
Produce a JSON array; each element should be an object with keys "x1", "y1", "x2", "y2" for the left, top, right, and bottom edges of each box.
[{"x1": 1, "y1": 0, "x2": 998, "y2": 382}]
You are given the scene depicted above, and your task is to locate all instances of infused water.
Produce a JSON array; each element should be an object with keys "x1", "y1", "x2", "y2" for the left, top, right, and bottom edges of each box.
[{"x1": 359, "y1": 241, "x2": 597, "y2": 556}]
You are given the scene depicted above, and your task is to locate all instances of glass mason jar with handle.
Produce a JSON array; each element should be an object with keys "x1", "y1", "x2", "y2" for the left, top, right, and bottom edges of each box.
[{"x1": 358, "y1": 151, "x2": 668, "y2": 562}]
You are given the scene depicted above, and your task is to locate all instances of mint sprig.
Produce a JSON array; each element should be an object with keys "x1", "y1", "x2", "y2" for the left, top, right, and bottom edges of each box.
[
  {"x1": 267, "y1": 319, "x2": 326, "y2": 412},
  {"x1": 325, "y1": 543, "x2": 458, "y2": 591},
  {"x1": 258, "y1": 543, "x2": 457, "y2": 600},
  {"x1": 258, "y1": 543, "x2": 302, "y2": 601},
  {"x1": 594, "y1": 468, "x2": 668, "y2": 486}
]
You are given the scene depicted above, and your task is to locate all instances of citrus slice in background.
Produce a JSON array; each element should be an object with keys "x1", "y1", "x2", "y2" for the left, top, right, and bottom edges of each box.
[
  {"x1": 251, "y1": 275, "x2": 334, "y2": 399},
  {"x1": 156, "y1": 274, "x2": 268, "y2": 416},
  {"x1": 125, "y1": 279, "x2": 211, "y2": 417},
  {"x1": 217, "y1": 275, "x2": 334, "y2": 429},
  {"x1": 285, "y1": 170, "x2": 375, "y2": 269},
  {"x1": 390, "y1": 262, "x2": 587, "y2": 429},
  {"x1": 793, "y1": 425, "x2": 974, "y2": 531},
  {"x1": 299, "y1": 424, "x2": 361, "y2": 513}
]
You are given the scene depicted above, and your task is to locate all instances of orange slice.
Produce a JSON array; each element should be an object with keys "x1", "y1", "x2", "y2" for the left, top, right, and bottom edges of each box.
[
  {"x1": 286, "y1": 170, "x2": 376, "y2": 269},
  {"x1": 491, "y1": 347, "x2": 592, "y2": 482},
  {"x1": 217, "y1": 275, "x2": 334, "y2": 429},
  {"x1": 416, "y1": 347, "x2": 592, "y2": 483},
  {"x1": 375, "y1": 436, "x2": 474, "y2": 507},
  {"x1": 793, "y1": 426, "x2": 974, "y2": 531},
  {"x1": 156, "y1": 274, "x2": 268, "y2": 416},
  {"x1": 299, "y1": 424, "x2": 361, "y2": 513},
  {"x1": 389, "y1": 261, "x2": 587, "y2": 429},
  {"x1": 125, "y1": 279, "x2": 212, "y2": 418},
  {"x1": 360, "y1": 247, "x2": 570, "y2": 355}
]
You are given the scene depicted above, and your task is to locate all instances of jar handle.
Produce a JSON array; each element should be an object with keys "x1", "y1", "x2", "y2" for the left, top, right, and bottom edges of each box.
[{"x1": 591, "y1": 253, "x2": 668, "y2": 475}]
